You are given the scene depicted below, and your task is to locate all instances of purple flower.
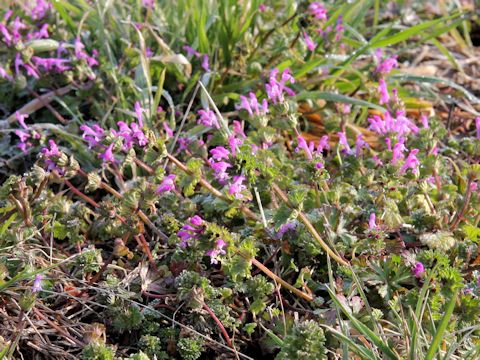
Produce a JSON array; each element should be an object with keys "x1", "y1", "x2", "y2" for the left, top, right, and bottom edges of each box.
[
  {"x1": 368, "y1": 111, "x2": 418, "y2": 137},
  {"x1": 29, "y1": 0, "x2": 52, "y2": 20},
  {"x1": 265, "y1": 68, "x2": 295, "y2": 104},
  {"x1": 75, "y1": 37, "x2": 98, "y2": 67},
  {"x1": 413, "y1": 262, "x2": 425, "y2": 278},
  {"x1": 98, "y1": 143, "x2": 115, "y2": 163},
  {"x1": 232, "y1": 120, "x2": 246, "y2": 138},
  {"x1": 32, "y1": 56, "x2": 70, "y2": 73},
  {"x1": 142, "y1": 0, "x2": 155, "y2": 8},
  {"x1": 375, "y1": 49, "x2": 398, "y2": 75},
  {"x1": 378, "y1": 78, "x2": 389, "y2": 105},
  {"x1": 337, "y1": 131, "x2": 352, "y2": 154},
  {"x1": 201, "y1": 54, "x2": 210, "y2": 72},
  {"x1": 178, "y1": 216, "x2": 204, "y2": 247},
  {"x1": 276, "y1": 222, "x2": 296, "y2": 239},
  {"x1": 391, "y1": 137, "x2": 407, "y2": 165},
  {"x1": 15, "y1": 129, "x2": 30, "y2": 143},
  {"x1": 183, "y1": 45, "x2": 200, "y2": 58},
  {"x1": 197, "y1": 109, "x2": 220, "y2": 129},
  {"x1": 476, "y1": 117, "x2": 480, "y2": 139},
  {"x1": 335, "y1": 16, "x2": 344, "y2": 42},
  {"x1": 470, "y1": 182, "x2": 478, "y2": 192},
  {"x1": 259, "y1": 4, "x2": 267, "y2": 12},
  {"x1": 80, "y1": 124, "x2": 105, "y2": 148},
  {"x1": 210, "y1": 160, "x2": 232, "y2": 181},
  {"x1": 0, "y1": 23, "x2": 12, "y2": 46},
  {"x1": 41, "y1": 139, "x2": 60, "y2": 158},
  {"x1": 316, "y1": 135, "x2": 330, "y2": 153},
  {"x1": 309, "y1": 2, "x2": 327, "y2": 21},
  {"x1": 355, "y1": 134, "x2": 368, "y2": 157},
  {"x1": 0, "y1": 66, "x2": 12, "y2": 81},
  {"x1": 228, "y1": 135, "x2": 243, "y2": 157},
  {"x1": 32, "y1": 274, "x2": 43, "y2": 293},
  {"x1": 303, "y1": 32, "x2": 316, "y2": 51},
  {"x1": 157, "y1": 174, "x2": 176, "y2": 193},
  {"x1": 163, "y1": 122, "x2": 174, "y2": 138},
  {"x1": 315, "y1": 162, "x2": 324, "y2": 169},
  {"x1": 134, "y1": 101, "x2": 144, "y2": 127},
  {"x1": 295, "y1": 135, "x2": 314, "y2": 160},
  {"x1": 399, "y1": 148, "x2": 420, "y2": 174},
  {"x1": 210, "y1": 146, "x2": 230, "y2": 161},
  {"x1": 368, "y1": 213, "x2": 377, "y2": 230},
  {"x1": 229, "y1": 175, "x2": 246, "y2": 199},
  {"x1": 237, "y1": 92, "x2": 269, "y2": 117},
  {"x1": 421, "y1": 115, "x2": 429, "y2": 129},
  {"x1": 15, "y1": 112, "x2": 29, "y2": 129},
  {"x1": 206, "y1": 239, "x2": 227, "y2": 264}
]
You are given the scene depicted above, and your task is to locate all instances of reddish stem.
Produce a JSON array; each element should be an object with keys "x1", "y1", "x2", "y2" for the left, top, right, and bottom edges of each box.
[{"x1": 202, "y1": 302, "x2": 233, "y2": 349}]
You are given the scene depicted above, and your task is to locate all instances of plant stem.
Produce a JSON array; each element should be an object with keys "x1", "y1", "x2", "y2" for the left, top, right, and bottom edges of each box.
[{"x1": 271, "y1": 183, "x2": 349, "y2": 267}]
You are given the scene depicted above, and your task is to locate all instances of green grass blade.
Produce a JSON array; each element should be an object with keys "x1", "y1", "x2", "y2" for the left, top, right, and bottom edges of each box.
[
  {"x1": 324, "y1": 325, "x2": 380, "y2": 360},
  {"x1": 424, "y1": 289, "x2": 458, "y2": 360},
  {"x1": 326, "y1": 286, "x2": 400, "y2": 360},
  {"x1": 295, "y1": 91, "x2": 386, "y2": 112}
]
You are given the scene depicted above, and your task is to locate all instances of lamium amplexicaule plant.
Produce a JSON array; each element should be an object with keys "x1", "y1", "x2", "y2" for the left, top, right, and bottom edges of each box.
[{"x1": 1, "y1": 0, "x2": 480, "y2": 359}]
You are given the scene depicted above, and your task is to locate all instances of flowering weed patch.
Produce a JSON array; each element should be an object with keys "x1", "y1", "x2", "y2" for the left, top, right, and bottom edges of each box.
[{"x1": 1, "y1": 1, "x2": 480, "y2": 359}]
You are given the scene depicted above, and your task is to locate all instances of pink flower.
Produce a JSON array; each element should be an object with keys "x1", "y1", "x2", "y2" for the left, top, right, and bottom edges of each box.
[
  {"x1": 232, "y1": 120, "x2": 246, "y2": 138},
  {"x1": 335, "y1": 16, "x2": 344, "y2": 42},
  {"x1": 210, "y1": 146, "x2": 230, "y2": 161},
  {"x1": 303, "y1": 32, "x2": 316, "y2": 51},
  {"x1": 41, "y1": 139, "x2": 60, "y2": 158},
  {"x1": 368, "y1": 111, "x2": 418, "y2": 137},
  {"x1": 197, "y1": 109, "x2": 219, "y2": 129},
  {"x1": 142, "y1": 0, "x2": 155, "y2": 8},
  {"x1": 134, "y1": 101, "x2": 144, "y2": 127},
  {"x1": 375, "y1": 49, "x2": 398, "y2": 75},
  {"x1": 476, "y1": 117, "x2": 480, "y2": 139},
  {"x1": 309, "y1": 2, "x2": 327, "y2": 21},
  {"x1": 295, "y1": 135, "x2": 314, "y2": 160},
  {"x1": 316, "y1": 135, "x2": 330, "y2": 153},
  {"x1": 163, "y1": 122, "x2": 174, "y2": 138},
  {"x1": 30, "y1": 0, "x2": 52, "y2": 20},
  {"x1": 15, "y1": 112, "x2": 29, "y2": 129},
  {"x1": 399, "y1": 149, "x2": 420, "y2": 174},
  {"x1": 0, "y1": 66, "x2": 12, "y2": 81},
  {"x1": 210, "y1": 160, "x2": 231, "y2": 181},
  {"x1": 391, "y1": 137, "x2": 407, "y2": 165},
  {"x1": 0, "y1": 24, "x2": 12, "y2": 46},
  {"x1": 368, "y1": 213, "x2": 377, "y2": 230},
  {"x1": 259, "y1": 4, "x2": 267, "y2": 12},
  {"x1": 206, "y1": 239, "x2": 227, "y2": 264},
  {"x1": 183, "y1": 45, "x2": 200, "y2": 58},
  {"x1": 315, "y1": 162, "x2": 324, "y2": 169},
  {"x1": 229, "y1": 175, "x2": 247, "y2": 199},
  {"x1": 178, "y1": 216, "x2": 204, "y2": 247},
  {"x1": 355, "y1": 134, "x2": 368, "y2": 157},
  {"x1": 190, "y1": 215, "x2": 203, "y2": 227},
  {"x1": 80, "y1": 124, "x2": 105, "y2": 148},
  {"x1": 378, "y1": 78, "x2": 389, "y2": 105},
  {"x1": 421, "y1": 115, "x2": 429, "y2": 129},
  {"x1": 157, "y1": 174, "x2": 176, "y2": 193},
  {"x1": 32, "y1": 274, "x2": 43, "y2": 293},
  {"x1": 98, "y1": 143, "x2": 115, "y2": 163},
  {"x1": 413, "y1": 262, "x2": 425, "y2": 278},
  {"x1": 237, "y1": 92, "x2": 269, "y2": 117},
  {"x1": 228, "y1": 135, "x2": 243, "y2": 157},
  {"x1": 337, "y1": 131, "x2": 352, "y2": 154},
  {"x1": 265, "y1": 68, "x2": 295, "y2": 104},
  {"x1": 201, "y1": 54, "x2": 210, "y2": 72},
  {"x1": 15, "y1": 129, "x2": 30, "y2": 143},
  {"x1": 470, "y1": 182, "x2": 478, "y2": 192}
]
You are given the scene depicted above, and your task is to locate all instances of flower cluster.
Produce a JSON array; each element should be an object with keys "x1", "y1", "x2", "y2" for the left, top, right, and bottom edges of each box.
[
  {"x1": 177, "y1": 215, "x2": 205, "y2": 248},
  {"x1": 237, "y1": 92, "x2": 269, "y2": 118},
  {"x1": 183, "y1": 45, "x2": 210, "y2": 72},
  {"x1": 265, "y1": 68, "x2": 295, "y2": 104},
  {"x1": 80, "y1": 103, "x2": 148, "y2": 163}
]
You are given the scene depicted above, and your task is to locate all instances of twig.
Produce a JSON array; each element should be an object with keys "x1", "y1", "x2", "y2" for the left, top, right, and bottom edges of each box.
[{"x1": 271, "y1": 183, "x2": 349, "y2": 267}]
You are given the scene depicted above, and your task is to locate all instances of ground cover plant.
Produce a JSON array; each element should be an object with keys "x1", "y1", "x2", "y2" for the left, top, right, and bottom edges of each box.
[{"x1": 1, "y1": 0, "x2": 480, "y2": 359}]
